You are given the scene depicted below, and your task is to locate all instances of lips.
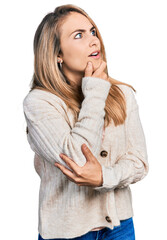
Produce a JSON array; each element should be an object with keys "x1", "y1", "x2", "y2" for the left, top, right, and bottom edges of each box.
[{"x1": 88, "y1": 50, "x2": 100, "y2": 56}]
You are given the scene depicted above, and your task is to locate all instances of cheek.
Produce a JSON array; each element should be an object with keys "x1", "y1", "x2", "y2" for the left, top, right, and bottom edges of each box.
[{"x1": 65, "y1": 50, "x2": 87, "y2": 69}]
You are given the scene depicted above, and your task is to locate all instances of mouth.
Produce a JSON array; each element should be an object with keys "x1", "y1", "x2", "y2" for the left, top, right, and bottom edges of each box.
[{"x1": 88, "y1": 50, "x2": 101, "y2": 59}]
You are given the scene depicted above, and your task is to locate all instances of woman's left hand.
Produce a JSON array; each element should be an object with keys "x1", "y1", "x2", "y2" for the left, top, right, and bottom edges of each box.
[{"x1": 54, "y1": 144, "x2": 103, "y2": 187}]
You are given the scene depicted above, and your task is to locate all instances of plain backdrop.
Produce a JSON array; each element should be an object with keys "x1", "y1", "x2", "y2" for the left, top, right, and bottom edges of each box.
[{"x1": 0, "y1": 0, "x2": 167, "y2": 239}]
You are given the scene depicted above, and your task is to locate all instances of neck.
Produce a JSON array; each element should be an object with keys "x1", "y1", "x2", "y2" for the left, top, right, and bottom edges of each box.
[{"x1": 62, "y1": 65, "x2": 84, "y2": 90}]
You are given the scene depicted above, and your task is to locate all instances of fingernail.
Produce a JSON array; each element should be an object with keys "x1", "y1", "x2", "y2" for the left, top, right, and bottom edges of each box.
[
  {"x1": 83, "y1": 144, "x2": 87, "y2": 149},
  {"x1": 88, "y1": 62, "x2": 91, "y2": 65}
]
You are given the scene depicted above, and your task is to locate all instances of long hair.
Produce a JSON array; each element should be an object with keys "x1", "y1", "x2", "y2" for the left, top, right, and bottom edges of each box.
[{"x1": 26, "y1": 4, "x2": 136, "y2": 134}]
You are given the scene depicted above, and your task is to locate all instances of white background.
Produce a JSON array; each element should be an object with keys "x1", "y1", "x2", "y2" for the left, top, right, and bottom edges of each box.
[{"x1": 0, "y1": 0, "x2": 167, "y2": 239}]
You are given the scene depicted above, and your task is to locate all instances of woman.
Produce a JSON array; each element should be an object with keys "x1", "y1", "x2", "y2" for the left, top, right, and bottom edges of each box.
[{"x1": 23, "y1": 4, "x2": 149, "y2": 240}]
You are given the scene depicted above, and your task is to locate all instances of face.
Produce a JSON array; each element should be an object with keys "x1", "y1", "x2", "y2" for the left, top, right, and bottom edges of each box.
[{"x1": 58, "y1": 12, "x2": 101, "y2": 83}]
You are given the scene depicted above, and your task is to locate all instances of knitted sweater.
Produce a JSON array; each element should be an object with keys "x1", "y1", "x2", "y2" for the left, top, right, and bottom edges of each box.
[{"x1": 23, "y1": 76, "x2": 149, "y2": 239}]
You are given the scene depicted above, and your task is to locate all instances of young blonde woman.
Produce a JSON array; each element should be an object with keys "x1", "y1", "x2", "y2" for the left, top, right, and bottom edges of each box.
[{"x1": 23, "y1": 4, "x2": 149, "y2": 240}]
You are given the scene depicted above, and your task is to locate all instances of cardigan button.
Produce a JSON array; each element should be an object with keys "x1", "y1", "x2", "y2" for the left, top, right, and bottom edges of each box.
[
  {"x1": 100, "y1": 150, "x2": 108, "y2": 157},
  {"x1": 105, "y1": 216, "x2": 112, "y2": 222}
]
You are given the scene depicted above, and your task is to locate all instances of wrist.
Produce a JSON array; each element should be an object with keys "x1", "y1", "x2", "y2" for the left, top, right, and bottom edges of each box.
[{"x1": 98, "y1": 165, "x2": 103, "y2": 187}]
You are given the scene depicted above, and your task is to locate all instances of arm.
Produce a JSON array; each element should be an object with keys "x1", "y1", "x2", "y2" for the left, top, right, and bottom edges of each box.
[
  {"x1": 93, "y1": 87, "x2": 149, "y2": 192},
  {"x1": 23, "y1": 76, "x2": 111, "y2": 171}
]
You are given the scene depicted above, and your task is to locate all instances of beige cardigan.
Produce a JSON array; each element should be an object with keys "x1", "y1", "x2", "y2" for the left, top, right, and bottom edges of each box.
[{"x1": 23, "y1": 76, "x2": 149, "y2": 239}]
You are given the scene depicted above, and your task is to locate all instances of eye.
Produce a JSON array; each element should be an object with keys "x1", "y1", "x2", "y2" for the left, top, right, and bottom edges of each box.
[
  {"x1": 74, "y1": 29, "x2": 97, "y2": 39},
  {"x1": 91, "y1": 29, "x2": 97, "y2": 36},
  {"x1": 74, "y1": 33, "x2": 82, "y2": 39}
]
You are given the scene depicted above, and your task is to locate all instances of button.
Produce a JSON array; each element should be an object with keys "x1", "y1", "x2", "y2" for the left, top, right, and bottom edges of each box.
[
  {"x1": 100, "y1": 150, "x2": 108, "y2": 157},
  {"x1": 105, "y1": 216, "x2": 112, "y2": 222}
]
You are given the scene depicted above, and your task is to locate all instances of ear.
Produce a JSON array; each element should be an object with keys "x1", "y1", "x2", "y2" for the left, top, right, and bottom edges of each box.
[
  {"x1": 57, "y1": 55, "x2": 63, "y2": 59},
  {"x1": 58, "y1": 49, "x2": 63, "y2": 59}
]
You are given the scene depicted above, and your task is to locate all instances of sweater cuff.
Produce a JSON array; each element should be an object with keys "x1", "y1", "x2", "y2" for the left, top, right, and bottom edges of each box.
[
  {"x1": 82, "y1": 76, "x2": 111, "y2": 97},
  {"x1": 93, "y1": 165, "x2": 117, "y2": 192}
]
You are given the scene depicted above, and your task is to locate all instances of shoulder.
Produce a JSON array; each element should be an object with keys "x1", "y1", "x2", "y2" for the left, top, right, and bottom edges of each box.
[
  {"x1": 116, "y1": 84, "x2": 138, "y2": 112},
  {"x1": 23, "y1": 89, "x2": 57, "y2": 104},
  {"x1": 23, "y1": 89, "x2": 66, "y2": 109},
  {"x1": 116, "y1": 84, "x2": 135, "y2": 96},
  {"x1": 22, "y1": 89, "x2": 68, "y2": 122}
]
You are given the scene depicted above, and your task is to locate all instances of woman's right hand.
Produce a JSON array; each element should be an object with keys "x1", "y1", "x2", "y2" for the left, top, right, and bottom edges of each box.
[{"x1": 84, "y1": 60, "x2": 110, "y2": 82}]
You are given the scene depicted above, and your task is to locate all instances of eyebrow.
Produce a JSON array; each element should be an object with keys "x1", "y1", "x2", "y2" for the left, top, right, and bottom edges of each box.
[{"x1": 69, "y1": 26, "x2": 95, "y2": 36}]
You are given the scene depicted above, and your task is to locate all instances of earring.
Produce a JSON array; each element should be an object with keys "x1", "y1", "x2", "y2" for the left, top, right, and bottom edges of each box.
[{"x1": 57, "y1": 58, "x2": 63, "y2": 64}]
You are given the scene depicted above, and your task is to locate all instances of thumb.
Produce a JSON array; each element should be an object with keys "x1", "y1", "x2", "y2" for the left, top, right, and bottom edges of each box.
[
  {"x1": 81, "y1": 144, "x2": 93, "y2": 161},
  {"x1": 84, "y1": 62, "x2": 93, "y2": 77}
]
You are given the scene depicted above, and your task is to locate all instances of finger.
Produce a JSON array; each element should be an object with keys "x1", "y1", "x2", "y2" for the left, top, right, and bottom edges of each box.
[
  {"x1": 55, "y1": 163, "x2": 82, "y2": 185},
  {"x1": 66, "y1": 175, "x2": 76, "y2": 183},
  {"x1": 84, "y1": 61, "x2": 93, "y2": 77},
  {"x1": 59, "y1": 153, "x2": 80, "y2": 173},
  {"x1": 100, "y1": 72, "x2": 108, "y2": 81},
  {"x1": 55, "y1": 162, "x2": 76, "y2": 180},
  {"x1": 92, "y1": 61, "x2": 107, "y2": 77},
  {"x1": 81, "y1": 144, "x2": 94, "y2": 161}
]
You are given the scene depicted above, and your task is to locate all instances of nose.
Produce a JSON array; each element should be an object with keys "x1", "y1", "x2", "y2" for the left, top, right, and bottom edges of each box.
[{"x1": 89, "y1": 35, "x2": 100, "y2": 48}]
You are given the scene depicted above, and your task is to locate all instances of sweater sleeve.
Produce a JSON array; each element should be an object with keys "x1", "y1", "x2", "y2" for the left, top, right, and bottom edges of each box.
[
  {"x1": 93, "y1": 87, "x2": 149, "y2": 192},
  {"x1": 23, "y1": 76, "x2": 111, "y2": 171}
]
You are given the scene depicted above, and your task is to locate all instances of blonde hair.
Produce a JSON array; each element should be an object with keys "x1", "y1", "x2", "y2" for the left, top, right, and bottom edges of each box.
[{"x1": 26, "y1": 4, "x2": 136, "y2": 134}]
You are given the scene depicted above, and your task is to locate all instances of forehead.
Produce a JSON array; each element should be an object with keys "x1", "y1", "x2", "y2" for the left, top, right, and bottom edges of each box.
[{"x1": 60, "y1": 12, "x2": 93, "y2": 37}]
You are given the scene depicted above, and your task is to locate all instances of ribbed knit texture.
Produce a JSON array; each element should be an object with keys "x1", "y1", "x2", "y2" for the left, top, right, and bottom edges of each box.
[{"x1": 23, "y1": 76, "x2": 149, "y2": 239}]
